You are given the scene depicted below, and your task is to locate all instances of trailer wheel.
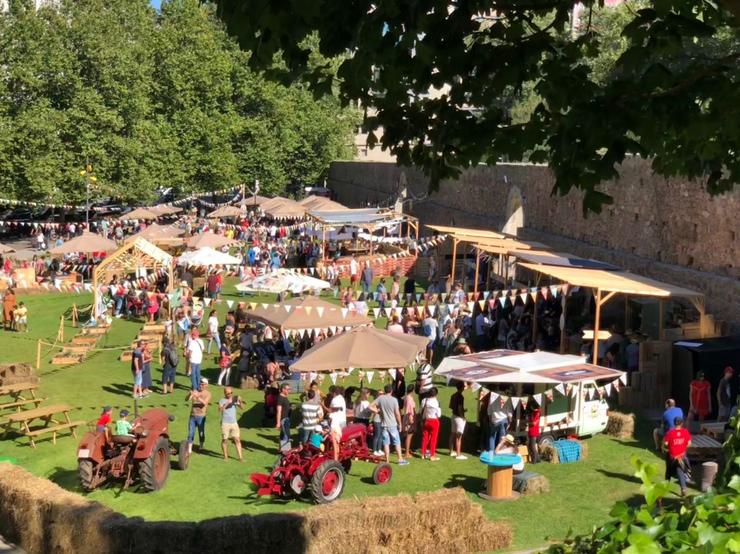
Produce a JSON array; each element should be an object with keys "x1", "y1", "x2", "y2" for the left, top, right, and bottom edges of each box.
[
  {"x1": 78, "y1": 459, "x2": 96, "y2": 491},
  {"x1": 538, "y1": 434, "x2": 555, "y2": 448},
  {"x1": 177, "y1": 440, "x2": 190, "y2": 470},
  {"x1": 372, "y1": 462, "x2": 393, "y2": 485},
  {"x1": 140, "y1": 437, "x2": 170, "y2": 492},
  {"x1": 310, "y1": 461, "x2": 345, "y2": 504}
]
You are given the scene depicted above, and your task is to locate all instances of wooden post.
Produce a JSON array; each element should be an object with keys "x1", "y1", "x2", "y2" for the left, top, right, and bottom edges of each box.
[
  {"x1": 658, "y1": 299, "x2": 665, "y2": 340},
  {"x1": 451, "y1": 239, "x2": 458, "y2": 283},
  {"x1": 59, "y1": 316, "x2": 65, "y2": 343},
  {"x1": 71, "y1": 304, "x2": 78, "y2": 328},
  {"x1": 559, "y1": 292, "x2": 568, "y2": 354},
  {"x1": 593, "y1": 289, "x2": 602, "y2": 364},
  {"x1": 322, "y1": 227, "x2": 327, "y2": 264},
  {"x1": 36, "y1": 339, "x2": 41, "y2": 369},
  {"x1": 474, "y1": 250, "x2": 481, "y2": 296}
]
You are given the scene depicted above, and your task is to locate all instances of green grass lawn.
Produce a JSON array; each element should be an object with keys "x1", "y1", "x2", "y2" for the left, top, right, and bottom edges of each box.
[{"x1": 0, "y1": 280, "x2": 664, "y2": 551}]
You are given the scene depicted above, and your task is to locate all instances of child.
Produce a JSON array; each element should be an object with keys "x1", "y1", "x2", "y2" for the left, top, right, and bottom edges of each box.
[
  {"x1": 14, "y1": 302, "x2": 28, "y2": 332},
  {"x1": 376, "y1": 279, "x2": 387, "y2": 310},
  {"x1": 96, "y1": 406, "x2": 113, "y2": 433},
  {"x1": 217, "y1": 343, "x2": 232, "y2": 386},
  {"x1": 146, "y1": 293, "x2": 159, "y2": 323},
  {"x1": 114, "y1": 409, "x2": 135, "y2": 437}
]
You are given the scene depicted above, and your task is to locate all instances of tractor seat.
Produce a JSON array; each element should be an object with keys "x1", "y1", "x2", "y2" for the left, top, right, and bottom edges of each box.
[
  {"x1": 340, "y1": 423, "x2": 367, "y2": 443},
  {"x1": 111, "y1": 434, "x2": 135, "y2": 445}
]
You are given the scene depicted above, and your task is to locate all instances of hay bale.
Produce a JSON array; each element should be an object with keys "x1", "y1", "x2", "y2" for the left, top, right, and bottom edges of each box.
[
  {"x1": 540, "y1": 444, "x2": 559, "y2": 463},
  {"x1": 578, "y1": 440, "x2": 589, "y2": 460},
  {"x1": 513, "y1": 471, "x2": 550, "y2": 496},
  {"x1": 605, "y1": 411, "x2": 635, "y2": 439}
]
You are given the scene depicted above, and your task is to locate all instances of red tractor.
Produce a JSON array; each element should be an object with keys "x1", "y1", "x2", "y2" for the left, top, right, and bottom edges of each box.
[
  {"x1": 250, "y1": 423, "x2": 393, "y2": 504},
  {"x1": 76, "y1": 408, "x2": 189, "y2": 492}
]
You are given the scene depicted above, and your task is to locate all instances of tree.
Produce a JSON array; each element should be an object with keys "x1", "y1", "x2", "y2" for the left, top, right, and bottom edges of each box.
[
  {"x1": 215, "y1": 0, "x2": 740, "y2": 212},
  {"x1": 0, "y1": 0, "x2": 356, "y2": 205}
]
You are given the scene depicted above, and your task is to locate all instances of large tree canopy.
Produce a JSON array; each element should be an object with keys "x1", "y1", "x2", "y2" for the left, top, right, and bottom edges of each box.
[
  {"x1": 215, "y1": 0, "x2": 740, "y2": 212},
  {"x1": 0, "y1": 0, "x2": 357, "y2": 205}
]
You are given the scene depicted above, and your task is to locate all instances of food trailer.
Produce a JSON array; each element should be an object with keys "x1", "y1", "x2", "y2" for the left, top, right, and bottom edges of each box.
[{"x1": 436, "y1": 350, "x2": 626, "y2": 445}]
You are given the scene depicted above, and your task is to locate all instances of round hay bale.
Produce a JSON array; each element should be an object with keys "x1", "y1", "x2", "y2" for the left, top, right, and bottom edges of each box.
[
  {"x1": 540, "y1": 444, "x2": 559, "y2": 463},
  {"x1": 605, "y1": 411, "x2": 635, "y2": 439}
]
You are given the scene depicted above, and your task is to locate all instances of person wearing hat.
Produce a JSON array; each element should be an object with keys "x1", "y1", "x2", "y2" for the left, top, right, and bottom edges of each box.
[
  {"x1": 185, "y1": 328, "x2": 205, "y2": 391},
  {"x1": 495, "y1": 433, "x2": 525, "y2": 473},
  {"x1": 717, "y1": 366, "x2": 735, "y2": 422},
  {"x1": 187, "y1": 378, "x2": 212, "y2": 453},
  {"x1": 96, "y1": 406, "x2": 113, "y2": 433}
]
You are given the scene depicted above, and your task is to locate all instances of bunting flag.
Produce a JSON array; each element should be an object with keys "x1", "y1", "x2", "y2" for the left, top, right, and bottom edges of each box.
[
  {"x1": 619, "y1": 373, "x2": 628, "y2": 385},
  {"x1": 329, "y1": 373, "x2": 338, "y2": 384},
  {"x1": 490, "y1": 392, "x2": 500, "y2": 403},
  {"x1": 511, "y1": 396, "x2": 521, "y2": 410},
  {"x1": 471, "y1": 382, "x2": 482, "y2": 392},
  {"x1": 388, "y1": 369, "x2": 397, "y2": 381},
  {"x1": 316, "y1": 306, "x2": 325, "y2": 317},
  {"x1": 203, "y1": 298, "x2": 211, "y2": 306},
  {"x1": 366, "y1": 371, "x2": 375, "y2": 383},
  {"x1": 532, "y1": 393, "x2": 542, "y2": 406},
  {"x1": 555, "y1": 383, "x2": 565, "y2": 396},
  {"x1": 498, "y1": 296, "x2": 507, "y2": 308}
]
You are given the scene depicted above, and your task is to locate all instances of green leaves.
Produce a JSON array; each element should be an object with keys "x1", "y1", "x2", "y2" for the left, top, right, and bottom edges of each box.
[{"x1": 0, "y1": 0, "x2": 355, "y2": 204}]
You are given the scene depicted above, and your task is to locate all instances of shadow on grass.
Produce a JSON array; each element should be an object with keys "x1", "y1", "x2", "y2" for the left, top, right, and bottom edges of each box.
[
  {"x1": 596, "y1": 468, "x2": 642, "y2": 484},
  {"x1": 444, "y1": 473, "x2": 485, "y2": 493}
]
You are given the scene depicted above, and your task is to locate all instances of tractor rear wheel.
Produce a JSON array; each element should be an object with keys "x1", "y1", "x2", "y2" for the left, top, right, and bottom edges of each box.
[
  {"x1": 139, "y1": 437, "x2": 170, "y2": 492},
  {"x1": 78, "y1": 459, "x2": 96, "y2": 491},
  {"x1": 372, "y1": 462, "x2": 393, "y2": 485},
  {"x1": 310, "y1": 461, "x2": 346, "y2": 504},
  {"x1": 177, "y1": 440, "x2": 190, "y2": 471}
]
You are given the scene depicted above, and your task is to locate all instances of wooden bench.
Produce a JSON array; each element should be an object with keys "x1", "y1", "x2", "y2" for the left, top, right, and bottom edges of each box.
[
  {"x1": 25, "y1": 420, "x2": 86, "y2": 447},
  {"x1": 0, "y1": 398, "x2": 45, "y2": 412}
]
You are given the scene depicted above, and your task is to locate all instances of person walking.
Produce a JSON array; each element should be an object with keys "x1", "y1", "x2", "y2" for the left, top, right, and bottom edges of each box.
[
  {"x1": 420, "y1": 387, "x2": 441, "y2": 461},
  {"x1": 206, "y1": 310, "x2": 221, "y2": 354},
  {"x1": 161, "y1": 337, "x2": 178, "y2": 394},
  {"x1": 186, "y1": 329, "x2": 205, "y2": 391},
  {"x1": 216, "y1": 342, "x2": 232, "y2": 386},
  {"x1": 3, "y1": 288, "x2": 16, "y2": 331},
  {"x1": 653, "y1": 398, "x2": 684, "y2": 451},
  {"x1": 448, "y1": 381, "x2": 467, "y2": 460},
  {"x1": 275, "y1": 383, "x2": 292, "y2": 451},
  {"x1": 131, "y1": 340, "x2": 144, "y2": 399},
  {"x1": 664, "y1": 416, "x2": 692, "y2": 496},
  {"x1": 218, "y1": 387, "x2": 243, "y2": 461},
  {"x1": 687, "y1": 372, "x2": 711, "y2": 429},
  {"x1": 717, "y1": 366, "x2": 735, "y2": 422},
  {"x1": 186, "y1": 378, "x2": 211, "y2": 454},
  {"x1": 370, "y1": 384, "x2": 409, "y2": 465},
  {"x1": 361, "y1": 260, "x2": 373, "y2": 295},
  {"x1": 527, "y1": 404, "x2": 541, "y2": 464}
]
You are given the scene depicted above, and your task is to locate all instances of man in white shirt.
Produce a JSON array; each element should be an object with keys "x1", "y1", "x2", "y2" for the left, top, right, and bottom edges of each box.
[
  {"x1": 186, "y1": 328, "x2": 205, "y2": 391},
  {"x1": 487, "y1": 396, "x2": 513, "y2": 452},
  {"x1": 475, "y1": 309, "x2": 493, "y2": 350},
  {"x1": 349, "y1": 255, "x2": 359, "y2": 289}
]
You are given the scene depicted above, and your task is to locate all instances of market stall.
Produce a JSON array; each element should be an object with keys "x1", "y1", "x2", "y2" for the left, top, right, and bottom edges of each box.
[{"x1": 236, "y1": 269, "x2": 330, "y2": 295}]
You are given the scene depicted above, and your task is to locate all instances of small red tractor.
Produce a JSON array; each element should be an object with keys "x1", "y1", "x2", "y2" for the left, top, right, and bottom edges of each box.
[
  {"x1": 76, "y1": 408, "x2": 189, "y2": 492},
  {"x1": 250, "y1": 423, "x2": 393, "y2": 504}
]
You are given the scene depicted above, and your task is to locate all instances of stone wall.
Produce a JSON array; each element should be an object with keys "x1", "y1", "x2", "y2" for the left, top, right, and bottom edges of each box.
[{"x1": 328, "y1": 158, "x2": 740, "y2": 330}]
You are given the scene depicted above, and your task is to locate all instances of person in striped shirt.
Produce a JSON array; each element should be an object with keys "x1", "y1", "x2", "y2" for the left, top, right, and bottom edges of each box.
[{"x1": 300, "y1": 390, "x2": 324, "y2": 444}]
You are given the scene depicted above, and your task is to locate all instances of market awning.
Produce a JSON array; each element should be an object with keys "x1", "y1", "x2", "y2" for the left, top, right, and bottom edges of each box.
[
  {"x1": 236, "y1": 269, "x2": 330, "y2": 294},
  {"x1": 118, "y1": 207, "x2": 159, "y2": 221},
  {"x1": 49, "y1": 231, "x2": 118, "y2": 254},
  {"x1": 474, "y1": 237, "x2": 549, "y2": 252},
  {"x1": 207, "y1": 205, "x2": 244, "y2": 218},
  {"x1": 425, "y1": 224, "x2": 506, "y2": 241},
  {"x1": 308, "y1": 208, "x2": 393, "y2": 226},
  {"x1": 261, "y1": 198, "x2": 307, "y2": 219},
  {"x1": 247, "y1": 296, "x2": 371, "y2": 331},
  {"x1": 186, "y1": 232, "x2": 239, "y2": 250},
  {"x1": 436, "y1": 350, "x2": 625, "y2": 384},
  {"x1": 517, "y1": 262, "x2": 703, "y2": 298}
]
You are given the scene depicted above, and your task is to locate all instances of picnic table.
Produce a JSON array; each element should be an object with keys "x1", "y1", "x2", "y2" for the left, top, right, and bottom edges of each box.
[
  {"x1": 0, "y1": 383, "x2": 45, "y2": 415},
  {"x1": 2, "y1": 404, "x2": 85, "y2": 448},
  {"x1": 687, "y1": 433, "x2": 724, "y2": 462},
  {"x1": 700, "y1": 422, "x2": 729, "y2": 441}
]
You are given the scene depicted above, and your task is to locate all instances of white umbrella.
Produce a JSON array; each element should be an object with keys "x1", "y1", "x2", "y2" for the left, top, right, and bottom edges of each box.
[
  {"x1": 178, "y1": 247, "x2": 241, "y2": 266},
  {"x1": 236, "y1": 269, "x2": 330, "y2": 294}
]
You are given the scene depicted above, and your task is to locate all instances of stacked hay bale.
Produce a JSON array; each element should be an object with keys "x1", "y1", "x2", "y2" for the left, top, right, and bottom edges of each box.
[
  {"x1": 0, "y1": 363, "x2": 38, "y2": 387},
  {"x1": 0, "y1": 463, "x2": 513, "y2": 554},
  {"x1": 605, "y1": 412, "x2": 635, "y2": 439}
]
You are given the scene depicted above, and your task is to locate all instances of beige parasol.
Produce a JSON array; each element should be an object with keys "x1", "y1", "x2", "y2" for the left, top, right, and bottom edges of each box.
[
  {"x1": 207, "y1": 205, "x2": 244, "y2": 219},
  {"x1": 247, "y1": 296, "x2": 370, "y2": 332},
  {"x1": 118, "y1": 207, "x2": 159, "y2": 221},
  {"x1": 149, "y1": 205, "x2": 183, "y2": 216},
  {"x1": 49, "y1": 231, "x2": 118, "y2": 254},
  {"x1": 124, "y1": 223, "x2": 184, "y2": 244},
  {"x1": 290, "y1": 325, "x2": 429, "y2": 372},
  {"x1": 186, "y1": 232, "x2": 239, "y2": 249}
]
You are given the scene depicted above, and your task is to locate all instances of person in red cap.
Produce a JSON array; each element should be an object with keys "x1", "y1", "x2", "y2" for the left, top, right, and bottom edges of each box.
[{"x1": 717, "y1": 366, "x2": 735, "y2": 422}]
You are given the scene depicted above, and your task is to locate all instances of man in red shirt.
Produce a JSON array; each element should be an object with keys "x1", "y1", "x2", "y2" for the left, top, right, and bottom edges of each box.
[
  {"x1": 206, "y1": 271, "x2": 222, "y2": 300},
  {"x1": 663, "y1": 416, "x2": 692, "y2": 496},
  {"x1": 527, "y1": 405, "x2": 541, "y2": 464}
]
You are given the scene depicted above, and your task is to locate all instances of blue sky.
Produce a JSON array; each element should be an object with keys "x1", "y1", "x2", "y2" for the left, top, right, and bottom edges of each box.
[{"x1": 150, "y1": 0, "x2": 161, "y2": 9}]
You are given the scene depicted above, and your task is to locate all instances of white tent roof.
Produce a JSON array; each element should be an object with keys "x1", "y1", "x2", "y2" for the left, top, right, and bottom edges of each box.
[{"x1": 178, "y1": 247, "x2": 241, "y2": 266}]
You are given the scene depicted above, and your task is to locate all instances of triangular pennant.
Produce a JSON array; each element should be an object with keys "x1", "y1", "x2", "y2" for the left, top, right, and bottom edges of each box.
[
  {"x1": 305, "y1": 306, "x2": 313, "y2": 315},
  {"x1": 341, "y1": 308, "x2": 348, "y2": 318},
  {"x1": 261, "y1": 303, "x2": 269, "y2": 310},
  {"x1": 498, "y1": 296, "x2": 507, "y2": 308},
  {"x1": 466, "y1": 301, "x2": 474, "y2": 312},
  {"x1": 530, "y1": 291, "x2": 538, "y2": 302},
  {"x1": 483, "y1": 291, "x2": 490, "y2": 300},
  {"x1": 490, "y1": 392, "x2": 500, "y2": 403},
  {"x1": 284, "y1": 305, "x2": 293, "y2": 313},
  {"x1": 388, "y1": 369, "x2": 397, "y2": 381},
  {"x1": 329, "y1": 326, "x2": 337, "y2": 334},
  {"x1": 366, "y1": 371, "x2": 375, "y2": 383},
  {"x1": 203, "y1": 298, "x2": 212, "y2": 306},
  {"x1": 478, "y1": 300, "x2": 485, "y2": 311},
  {"x1": 372, "y1": 308, "x2": 380, "y2": 318},
  {"x1": 612, "y1": 379, "x2": 621, "y2": 392},
  {"x1": 550, "y1": 285, "x2": 559, "y2": 298},
  {"x1": 532, "y1": 393, "x2": 542, "y2": 406},
  {"x1": 329, "y1": 372, "x2": 338, "y2": 384},
  {"x1": 471, "y1": 382, "x2": 481, "y2": 392},
  {"x1": 555, "y1": 383, "x2": 565, "y2": 396},
  {"x1": 248, "y1": 302, "x2": 257, "y2": 310},
  {"x1": 428, "y1": 305, "x2": 436, "y2": 316},
  {"x1": 620, "y1": 373, "x2": 628, "y2": 385},
  {"x1": 519, "y1": 293, "x2": 528, "y2": 305},
  {"x1": 605, "y1": 383, "x2": 613, "y2": 396},
  {"x1": 510, "y1": 397, "x2": 521, "y2": 410},
  {"x1": 316, "y1": 306, "x2": 324, "y2": 318}
]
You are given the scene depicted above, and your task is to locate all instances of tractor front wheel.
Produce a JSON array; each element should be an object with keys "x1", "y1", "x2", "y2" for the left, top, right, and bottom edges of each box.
[
  {"x1": 139, "y1": 437, "x2": 170, "y2": 492},
  {"x1": 177, "y1": 440, "x2": 190, "y2": 471},
  {"x1": 78, "y1": 459, "x2": 96, "y2": 491},
  {"x1": 310, "y1": 461, "x2": 346, "y2": 504},
  {"x1": 372, "y1": 462, "x2": 393, "y2": 485}
]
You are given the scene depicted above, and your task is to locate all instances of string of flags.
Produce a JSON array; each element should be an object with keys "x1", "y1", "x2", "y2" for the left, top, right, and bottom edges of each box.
[{"x1": 455, "y1": 372, "x2": 629, "y2": 413}]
